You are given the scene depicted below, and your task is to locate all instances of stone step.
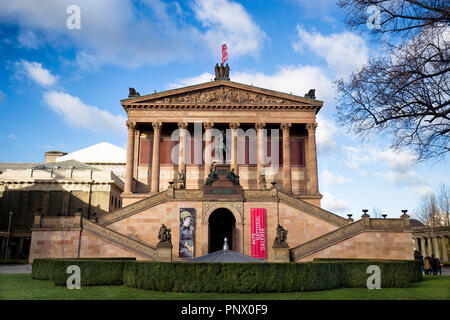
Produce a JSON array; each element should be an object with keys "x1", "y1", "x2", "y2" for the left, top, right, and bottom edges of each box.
[
  {"x1": 82, "y1": 218, "x2": 156, "y2": 259},
  {"x1": 289, "y1": 220, "x2": 364, "y2": 261},
  {"x1": 97, "y1": 190, "x2": 171, "y2": 226}
]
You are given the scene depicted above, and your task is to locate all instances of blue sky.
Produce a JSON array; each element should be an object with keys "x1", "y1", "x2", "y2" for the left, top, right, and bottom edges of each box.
[{"x1": 0, "y1": 0, "x2": 448, "y2": 219}]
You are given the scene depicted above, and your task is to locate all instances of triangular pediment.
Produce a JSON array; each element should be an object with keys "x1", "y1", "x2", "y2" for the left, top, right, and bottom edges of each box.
[{"x1": 122, "y1": 81, "x2": 322, "y2": 107}]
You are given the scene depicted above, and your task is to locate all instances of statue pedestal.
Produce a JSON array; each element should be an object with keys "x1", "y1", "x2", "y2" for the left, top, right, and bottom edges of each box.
[
  {"x1": 156, "y1": 243, "x2": 173, "y2": 262},
  {"x1": 272, "y1": 244, "x2": 290, "y2": 262}
]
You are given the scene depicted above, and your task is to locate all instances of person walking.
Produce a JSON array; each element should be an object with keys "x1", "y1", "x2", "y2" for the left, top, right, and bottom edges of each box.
[
  {"x1": 431, "y1": 255, "x2": 438, "y2": 275},
  {"x1": 425, "y1": 256, "x2": 432, "y2": 275},
  {"x1": 436, "y1": 257, "x2": 442, "y2": 276}
]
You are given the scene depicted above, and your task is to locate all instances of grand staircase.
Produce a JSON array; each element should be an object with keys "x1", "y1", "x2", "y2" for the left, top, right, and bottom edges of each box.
[
  {"x1": 98, "y1": 190, "x2": 171, "y2": 226},
  {"x1": 277, "y1": 192, "x2": 348, "y2": 227},
  {"x1": 82, "y1": 218, "x2": 156, "y2": 259}
]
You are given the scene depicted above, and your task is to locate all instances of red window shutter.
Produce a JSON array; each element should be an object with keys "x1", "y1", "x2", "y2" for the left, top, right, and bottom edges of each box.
[
  {"x1": 139, "y1": 139, "x2": 152, "y2": 165},
  {"x1": 290, "y1": 139, "x2": 305, "y2": 166}
]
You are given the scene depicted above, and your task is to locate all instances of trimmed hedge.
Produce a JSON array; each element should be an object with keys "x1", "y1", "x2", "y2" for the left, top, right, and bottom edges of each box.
[
  {"x1": 31, "y1": 258, "x2": 422, "y2": 292},
  {"x1": 32, "y1": 258, "x2": 135, "y2": 285},
  {"x1": 123, "y1": 262, "x2": 340, "y2": 293},
  {"x1": 313, "y1": 258, "x2": 422, "y2": 287}
]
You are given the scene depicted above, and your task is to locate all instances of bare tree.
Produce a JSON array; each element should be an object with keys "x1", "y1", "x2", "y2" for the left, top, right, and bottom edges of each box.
[
  {"x1": 415, "y1": 193, "x2": 441, "y2": 227},
  {"x1": 335, "y1": 0, "x2": 450, "y2": 160},
  {"x1": 437, "y1": 183, "x2": 450, "y2": 226},
  {"x1": 371, "y1": 206, "x2": 383, "y2": 218},
  {"x1": 414, "y1": 184, "x2": 450, "y2": 227}
]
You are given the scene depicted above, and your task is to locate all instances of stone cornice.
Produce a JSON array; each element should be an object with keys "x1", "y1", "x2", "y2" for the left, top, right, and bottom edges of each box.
[
  {"x1": 123, "y1": 103, "x2": 320, "y2": 111},
  {"x1": 121, "y1": 80, "x2": 323, "y2": 106}
]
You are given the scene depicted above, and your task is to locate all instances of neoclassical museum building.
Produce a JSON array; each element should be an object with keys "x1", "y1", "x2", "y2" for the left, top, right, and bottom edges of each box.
[{"x1": 27, "y1": 66, "x2": 418, "y2": 262}]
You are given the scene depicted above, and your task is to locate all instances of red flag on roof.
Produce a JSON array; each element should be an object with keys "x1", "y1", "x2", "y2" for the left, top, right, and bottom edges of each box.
[{"x1": 222, "y1": 43, "x2": 228, "y2": 64}]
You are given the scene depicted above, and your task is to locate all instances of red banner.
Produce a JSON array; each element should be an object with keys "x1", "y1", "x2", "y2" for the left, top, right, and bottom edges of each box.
[
  {"x1": 222, "y1": 43, "x2": 228, "y2": 64},
  {"x1": 251, "y1": 208, "x2": 266, "y2": 259}
]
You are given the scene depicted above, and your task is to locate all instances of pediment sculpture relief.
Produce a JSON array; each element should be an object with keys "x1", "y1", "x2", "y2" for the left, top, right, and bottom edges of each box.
[{"x1": 145, "y1": 87, "x2": 297, "y2": 105}]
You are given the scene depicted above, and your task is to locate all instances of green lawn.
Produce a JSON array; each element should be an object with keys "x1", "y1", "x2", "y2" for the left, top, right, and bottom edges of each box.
[{"x1": 0, "y1": 274, "x2": 448, "y2": 300}]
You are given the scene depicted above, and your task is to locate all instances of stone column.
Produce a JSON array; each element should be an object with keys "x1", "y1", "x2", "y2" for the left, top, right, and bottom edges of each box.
[
  {"x1": 427, "y1": 237, "x2": 433, "y2": 256},
  {"x1": 230, "y1": 123, "x2": 240, "y2": 174},
  {"x1": 441, "y1": 236, "x2": 448, "y2": 262},
  {"x1": 306, "y1": 123, "x2": 319, "y2": 194},
  {"x1": 178, "y1": 122, "x2": 188, "y2": 180},
  {"x1": 281, "y1": 123, "x2": 292, "y2": 193},
  {"x1": 432, "y1": 237, "x2": 440, "y2": 259},
  {"x1": 413, "y1": 237, "x2": 418, "y2": 251},
  {"x1": 124, "y1": 121, "x2": 136, "y2": 194},
  {"x1": 255, "y1": 123, "x2": 266, "y2": 189},
  {"x1": 151, "y1": 122, "x2": 162, "y2": 193},
  {"x1": 204, "y1": 122, "x2": 214, "y2": 181},
  {"x1": 419, "y1": 237, "x2": 426, "y2": 257}
]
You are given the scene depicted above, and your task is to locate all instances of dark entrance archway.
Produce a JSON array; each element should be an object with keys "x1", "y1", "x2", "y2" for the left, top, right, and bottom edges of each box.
[{"x1": 208, "y1": 208, "x2": 236, "y2": 253}]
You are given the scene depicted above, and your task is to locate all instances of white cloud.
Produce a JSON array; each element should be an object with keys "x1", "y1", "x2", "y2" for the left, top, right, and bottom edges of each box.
[
  {"x1": 293, "y1": 25, "x2": 368, "y2": 78},
  {"x1": 169, "y1": 72, "x2": 214, "y2": 89},
  {"x1": 18, "y1": 60, "x2": 57, "y2": 86},
  {"x1": 17, "y1": 29, "x2": 41, "y2": 49},
  {"x1": 43, "y1": 91, "x2": 126, "y2": 135},
  {"x1": 378, "y1": 170, "x2": 425, "y2": 186},
  {"x1": 342, "y1": 146, "x2": 372, "y2": 169},
  {"x1": 322, "y1": 170, "x2": 351, "y2": 186},
  {"x1": 171, "y1": 65, "x2": 335, "y2": 102},
  {"x1": 415, "y1": 186, "x2": 435, "y2": 197},
  {"x1": 344, "y1": 145, "x2": 428, "y2": 188},
  {"x1": 316, "y1": 115, "x2": 337, "y2": 153},
  {"x1": 0, "y1": 0, "x2": 265, "y2": 68},
  {"x1": 343, "y1": 146, "x2": 418, "y2": 171},
  {"x1": 322, "y1": 192, "x2": 351, "y2": 213},
  {"x1": 193, "y1": 0, "x2": 265, "y2": 57},
  {"x1": 8, "y1": 134, "x2": 16, "y2": 139},
  {"x1": 170, "y1": 66, "x2": 339, "y2": 153},
  {"x1": 371, "y1": 148, "x2": 417, "y2": 172}
]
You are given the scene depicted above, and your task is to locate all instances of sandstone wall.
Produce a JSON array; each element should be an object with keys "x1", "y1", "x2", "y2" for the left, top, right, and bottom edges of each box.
[{"x1": 297, "y1": 231, "x2": 414, "y2": 262}]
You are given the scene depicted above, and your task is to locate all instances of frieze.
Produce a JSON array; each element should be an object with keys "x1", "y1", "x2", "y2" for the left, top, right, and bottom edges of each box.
[{"x1": 138, "y1": 87, "x2": 300, "y2": 105}]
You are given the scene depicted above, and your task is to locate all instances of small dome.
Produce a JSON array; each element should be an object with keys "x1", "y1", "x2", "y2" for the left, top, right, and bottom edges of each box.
[
  {"x1": 410, "y1": 219, "x2": 424, "y2": 227},
  {"x1": 186, "y1": 250, "x2": 265, "y2": 263},
  {"x1": 187, "y1": 238, "x2": 265, "y2": 263}
]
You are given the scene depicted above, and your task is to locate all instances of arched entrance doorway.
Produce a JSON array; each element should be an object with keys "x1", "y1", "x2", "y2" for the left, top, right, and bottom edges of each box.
[{"x1": 208, "y1": 208, "x2": 236, "y2": 253}]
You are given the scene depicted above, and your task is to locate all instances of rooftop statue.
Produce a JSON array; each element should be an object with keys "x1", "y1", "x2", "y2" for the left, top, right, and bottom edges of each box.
[
  {"x1": 128, "y1": 87, "x2": 140, "y2": 98},
  {"x1": 214, "y1": 63, "x2": 230, "y2": 80},
  {"x1": 304, "y1": 89, "x2": 315, "y2": 99}
]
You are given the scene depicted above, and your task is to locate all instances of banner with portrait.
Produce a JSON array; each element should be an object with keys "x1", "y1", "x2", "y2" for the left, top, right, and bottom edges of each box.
[{"x1": 179, "y1": 208, "x2": 195, "y2": 258}]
